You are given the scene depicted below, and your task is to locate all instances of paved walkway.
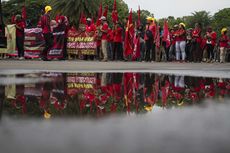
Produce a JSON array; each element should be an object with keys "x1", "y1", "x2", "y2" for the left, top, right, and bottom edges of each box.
[{"x1": 0, "y1": 60, "x2": 229, "y2": 78}]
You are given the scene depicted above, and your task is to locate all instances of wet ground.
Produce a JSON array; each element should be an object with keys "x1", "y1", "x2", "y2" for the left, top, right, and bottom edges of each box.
[{"x1": 0, "y1": 71, "x2": 230, "y2": 152}]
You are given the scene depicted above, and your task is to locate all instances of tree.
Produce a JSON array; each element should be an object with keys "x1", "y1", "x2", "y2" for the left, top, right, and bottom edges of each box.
[
  {"x1": 2, "y1": 0, "x2": 50, "y2": 26},
  {"x1": 186, "y1": 11, "x2": 212, "y2": 30},
  {"x1": 101, "y1": 0, "x2": 129, "y2": 26},
  {"x1": 212, "y1": 8, "x2": 230, "y2": 35},
  {"x1": 51, "y1": 0, "x2": 99, "y2": 27}
]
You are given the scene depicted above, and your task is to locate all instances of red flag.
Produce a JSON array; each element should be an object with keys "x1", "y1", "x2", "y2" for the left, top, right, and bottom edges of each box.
[
  {"x1": 133, "y1": 33, "x2": 141, "y2": 60},
  {"x1": 96, "y1": 3, "x2": 103, "y2": 26},
  {"x1": 22, "y1": 5, "x2": 27, "y2": 25},
  {"x1": 103, "y1": 6, "x2": 108, "y2": 18},
  {"x1": 124, "y1": 9, "x2": 134, "y2": 58},
  {"x1": 137, "y1": 5, "x2": 141, "y2": 27},
  {"x1": 155, "y1": 24, "x2": 160, "y2": 48},
  {"x1": 163, "y1": 19, "x2": 170, "y2": 48},
  {"x1": 112, "y1": 0, "x2": 118, "y2": 23},
  {"x1": 80, "y1": 12, "x2": 86, "y2": 25}
]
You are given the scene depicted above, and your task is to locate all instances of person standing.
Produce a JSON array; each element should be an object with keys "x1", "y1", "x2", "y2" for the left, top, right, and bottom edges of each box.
[
  {"x1": 204, "y1": 27, "x2": 217, "y2": 62},
  {"x1": 219, "y1": 28, "x2": 229, "y2": 63},
  {"x1": 40, "y1": 6, "x2": 53, "y2": 61},
  {"x1": 191, "y1": 23, "x2": 202, "y2": 62},
  {"x1": 175, "y1": 23, "x2": 186, "y2": 62},
  {"x1": 144, "y1": 17, "x2": 156, "y2": 62},
  {"x1": 113, "y1": 22, "x2": 123, "y2": 61},
  {"x1": 100, "y1": 16, "x2": 109, "y2": 62},
  {"x1": 15, "y1": 15, "x2": 25, "y2": 60},
  {"x1": 85, "y1": 18, "x2": 96, "y2": 60}
]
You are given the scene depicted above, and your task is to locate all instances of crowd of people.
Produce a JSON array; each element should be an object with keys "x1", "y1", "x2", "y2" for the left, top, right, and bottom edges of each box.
[{"x1": 10, "y1": 5, "x2": 230, "y2": 63}]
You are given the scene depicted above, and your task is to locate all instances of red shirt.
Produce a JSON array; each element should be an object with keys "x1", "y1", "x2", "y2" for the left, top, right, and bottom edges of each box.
[
  {"x1": 41, "y1": 14, "x2": 51, "y2": 34},
  {"x1": 144, "y1": 23, "x2": 156, "y2": 40},
  {"x1": 113, "y1": 27, "x2": 123, "y2": 43},
  {"x1": 175, "y1": 29, "x2": 186, "y2": 41},
  {"x1": 107, "y1": 29, "x2": 114, "y2": 42},
  {"x1": 86, "y1": 24, "x2": 96, "y2": 33},
  {"x1": 16, "y1": 21, "x2": 25, "y2": 37},
  {"x1": 101, "y1": 22, "x2": 109, "y2": 40},
  {"x1": 219, "y1": 34, "x2": 229, "y2": 48},
  {"x1": 192, "y1": 28, "x2": 202, "y2": 43},
  {"x1": 206, "y1": 31, "x2": 217, "y2": 46}
]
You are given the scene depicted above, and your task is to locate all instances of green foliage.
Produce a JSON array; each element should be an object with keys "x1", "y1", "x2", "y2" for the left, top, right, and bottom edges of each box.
[
  {"x1": 102, "y1": 0, "x2": 129, "y2": 26},
  {"x1": 212, "y1": 8, "x2": 230, "y2": 35},
  {"x1": 51, "y1": 0, "x2": 99, "y2": 27},
  {"x1": 2, "y1": 0, "x2": 50, "y2": 26}
]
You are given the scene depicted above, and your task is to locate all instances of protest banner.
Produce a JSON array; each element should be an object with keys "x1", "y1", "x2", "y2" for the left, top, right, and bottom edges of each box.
[{"x1": 67, "y1": 28, "x2": 97, "y2": 56}]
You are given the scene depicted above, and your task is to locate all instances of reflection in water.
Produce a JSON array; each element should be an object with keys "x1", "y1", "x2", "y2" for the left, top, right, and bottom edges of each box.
[{"x1": 0, "y1": 72, "x2": 230, "y2": 118}]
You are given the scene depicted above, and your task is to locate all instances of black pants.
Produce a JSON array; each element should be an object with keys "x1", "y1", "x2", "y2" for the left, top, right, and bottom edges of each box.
[
  {"x1": 63, "y1": 37, "x2": 67, "y2": 59},
  {"x1": 145, "y1": 39, "x2": 154, "y2": 61},
  {"x1": 42, "y1": 33, "x2": 53, "y2": 58},
  {"x1": 113, "y1": 42, "x2": 123, "y2": 60},
  {"x1": 16, "y1": 36, "x2": 24, "y2": 57},
  {"x1": 206, "y1": 44, "x2": 214, "y2": 60}
]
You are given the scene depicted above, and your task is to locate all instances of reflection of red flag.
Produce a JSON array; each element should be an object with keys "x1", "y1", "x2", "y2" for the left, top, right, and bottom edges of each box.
[
  {"x1": 112, "y1": 0, "x2": 118, "y2": 23},
  {"x1": 163, "y1": 20, "x2": 170, "y2": 48},
  {"x1": 96, "y1": 3, "x2": 103, "y2": 26},
  {"x1": 124, "y1": 10, "x2": 134, "y2": 58},
  {"x1": 22, "y1": 5, "x2": 27, "y2": 20},
  {"x1": 103, "y1": 6, "x2": 108, "y2": 18},
  {"x1": 137, "y1": 5, "x2": 141, "y2": 27},
  {"x1": 80, "y1": 12, "x2": 86, "y2": 24}
]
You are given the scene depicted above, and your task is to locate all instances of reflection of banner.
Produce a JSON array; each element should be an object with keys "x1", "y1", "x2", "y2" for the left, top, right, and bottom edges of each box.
[
  {"x1": 24, "y1": 28, "x2": 45, "y2": 58},
  {"x1": 67, "y1": 28, "x2": 96, "y2": 55},
  {"x1": 67, "y1": 73, "x2": 97, "y2": 95}
]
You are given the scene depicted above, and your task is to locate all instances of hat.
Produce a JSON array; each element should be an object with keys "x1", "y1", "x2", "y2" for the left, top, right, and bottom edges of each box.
[
  {"x1": 146, "y1": 16, "x2": 154, "y2": 21},
  {"x1": 173, "y1": 24, "x2": 179, "y2": 28},
  {"x1": 99, "y1": 16, "x2": 106, "y2": 21},
  {"x1": 45, "y1": 5, "x2": 52, "y2": 13},
  {"x1": 15, "y1": 14, "x2": 22, "y2": 21},
  {"x1": 179, "y1": 23, "x2": 186, "y2": 28},
  {"x1": 221, "y1": 28, "x2": 228, "y2": 34},
  {"x1": 87, "y1": 18, "x2": 92, "y2": 22}
]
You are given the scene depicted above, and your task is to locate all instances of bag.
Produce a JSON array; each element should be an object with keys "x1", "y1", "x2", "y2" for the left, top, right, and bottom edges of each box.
[{"x1": 146, "y1": 29, "x2": 153, "y2": 39}]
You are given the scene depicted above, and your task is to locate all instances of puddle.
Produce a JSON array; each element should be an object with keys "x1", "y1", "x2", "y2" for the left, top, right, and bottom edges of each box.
[
  {"x1": 0, "y1": 72, "x2": 230, "y2": 153},
  {"x1": 0, "y1": 72, "x2": 229, "y2": 119}
]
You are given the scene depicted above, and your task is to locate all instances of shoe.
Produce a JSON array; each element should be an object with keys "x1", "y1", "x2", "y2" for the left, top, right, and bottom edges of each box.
[
  {"x1": 102, "y1": 59, "x2": 108, "y2": 62},
  {"x1": 19, "y1": 57, "x2": 24, "y2": 60}
]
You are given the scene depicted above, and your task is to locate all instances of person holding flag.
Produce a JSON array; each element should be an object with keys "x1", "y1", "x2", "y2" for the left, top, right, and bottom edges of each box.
[{"x1": 40, "y1": 5, "x2": 53, "y2": 61}]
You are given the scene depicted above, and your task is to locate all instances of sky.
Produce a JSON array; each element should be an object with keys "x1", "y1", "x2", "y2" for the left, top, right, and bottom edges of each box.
[{"x1": 123, "y1": 0, "x2": 230, "y2": 18}]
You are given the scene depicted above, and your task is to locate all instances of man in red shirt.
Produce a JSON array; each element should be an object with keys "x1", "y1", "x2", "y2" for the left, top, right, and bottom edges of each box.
[
  {"x1": 40, "y1": 6, "x2": 53, "y2": 61},
  {"x1": 113, "y1": 22, "x2": 123, "y2": 60},
  {"x1": 144, "y1": 17, "x2": 156, "y2": 62},
  {"x1": 100, "y1": 16, "x2": 109, "y2": 62},
  {"x1": 15, "y1": 15, "x2": 26, "y2": 60}
]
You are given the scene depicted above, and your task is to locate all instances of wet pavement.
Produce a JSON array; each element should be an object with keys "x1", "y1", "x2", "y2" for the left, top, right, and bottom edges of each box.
[{"x1": 0, "y1": 71, "x2": 230, "y2": 152}]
